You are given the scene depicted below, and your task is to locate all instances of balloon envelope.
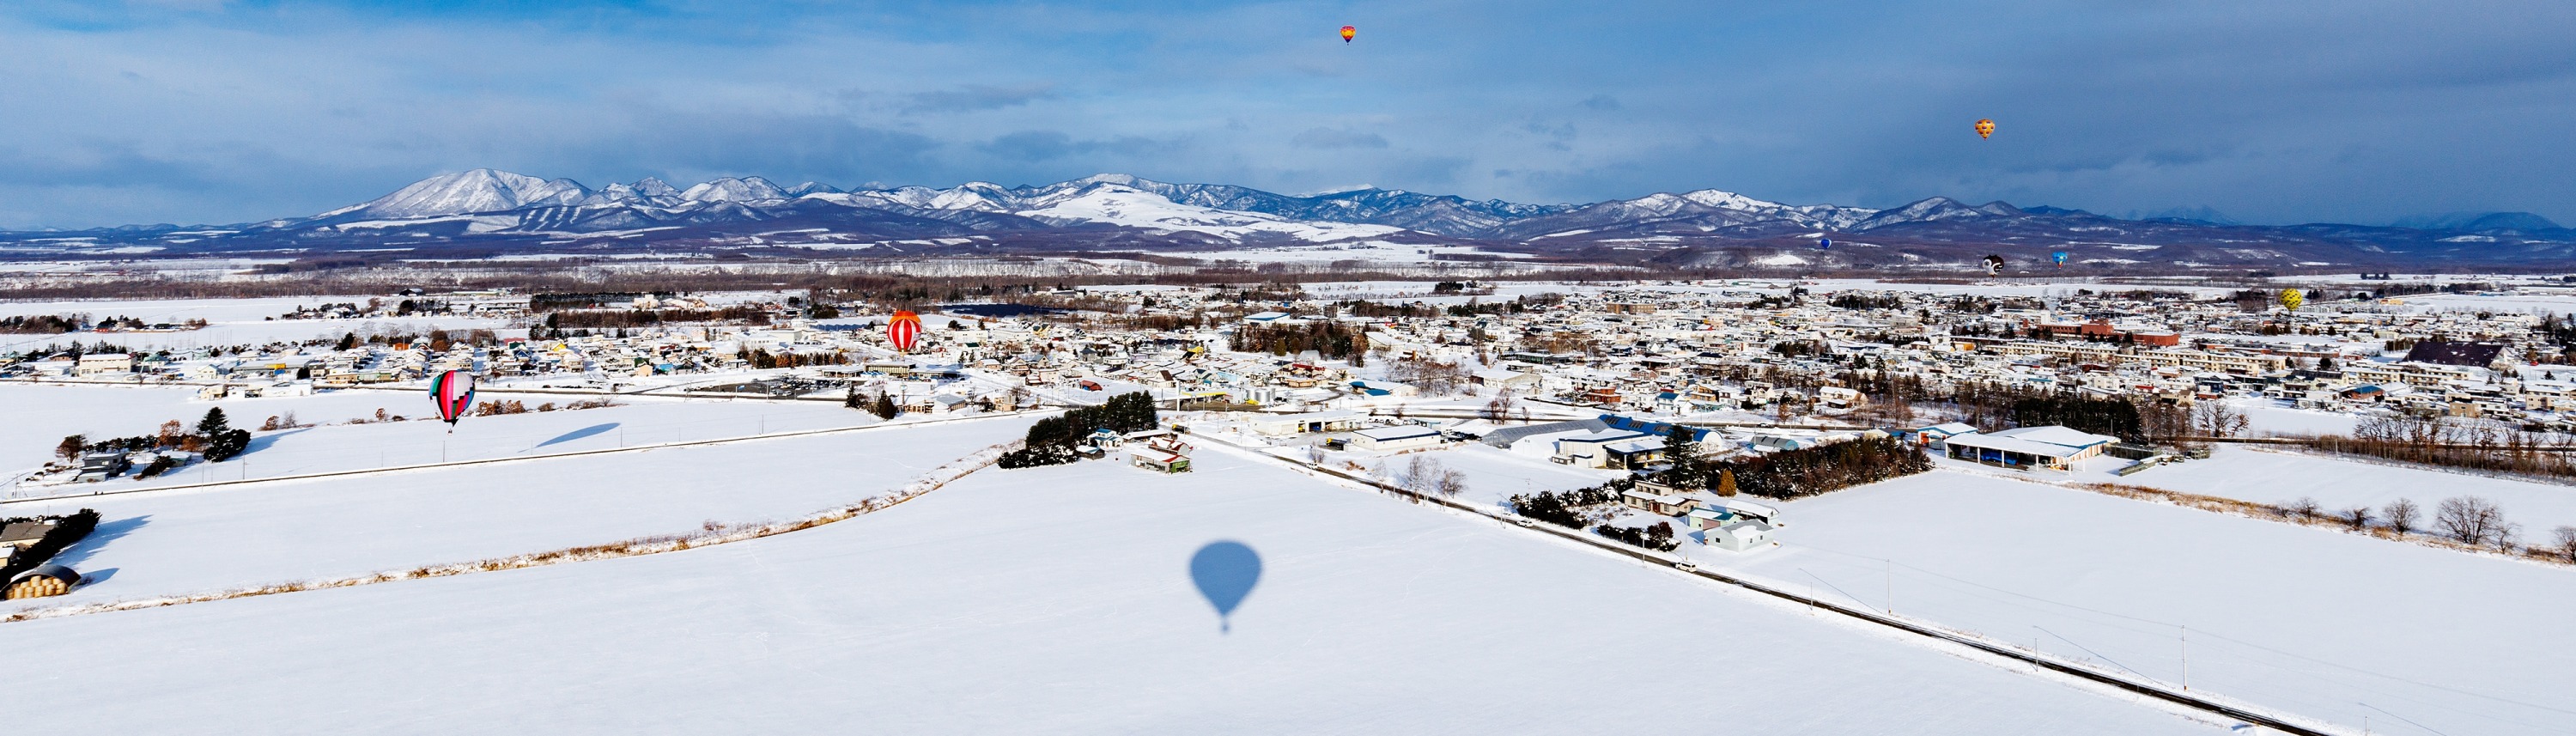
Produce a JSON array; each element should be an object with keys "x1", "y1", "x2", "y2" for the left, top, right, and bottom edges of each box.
[
  {"x1": 1340, "y1": 25, "x2": 1356, "y2": 42},
  {"x1": 888, "y1": 310, "x2": 922, "y2": 353},
  {"x1": 429, "y1": 370, "x2": 477, "y2": 425},
  {"x1": 1818, "y1": 237, "x2": 1832, "y2": 250},
  {"x1": 1189, "y1": 541, "x2": 1262, "y2": 631},
  {"x1": 1974, "y1": 119, "x2": 1996, "y2": 139}
]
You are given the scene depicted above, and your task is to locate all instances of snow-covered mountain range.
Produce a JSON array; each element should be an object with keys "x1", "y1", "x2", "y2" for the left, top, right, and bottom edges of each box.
[{"x1": 8, "y1": 168, "x2": 2573, "y2": 270}]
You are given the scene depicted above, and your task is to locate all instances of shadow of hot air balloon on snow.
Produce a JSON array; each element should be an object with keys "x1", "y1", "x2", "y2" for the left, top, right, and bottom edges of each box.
[{"x1": 1189, "y1": 541, "x2": 1262, "y2": 634}]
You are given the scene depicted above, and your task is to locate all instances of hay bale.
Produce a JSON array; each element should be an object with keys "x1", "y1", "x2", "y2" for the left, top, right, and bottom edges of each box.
[{"x1": 4, "y1": 563, "x2": 78, "y2": 599}]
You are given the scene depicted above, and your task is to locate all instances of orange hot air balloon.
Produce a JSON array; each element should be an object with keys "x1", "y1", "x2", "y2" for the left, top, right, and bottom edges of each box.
[
  {"x1": 1340, "y1": 25, "x2": 1357, "y2": 43},
  {"x1": 1974, "y1": 119, "x2": 1996, "y2": 140}
]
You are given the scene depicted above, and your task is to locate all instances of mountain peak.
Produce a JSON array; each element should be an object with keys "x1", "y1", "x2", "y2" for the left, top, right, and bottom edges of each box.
[
  {"x1": 681, "y1": 177, "x2": 788, "y2": 203},
  {"x1": 322, "y1": 168, "x2": 587, "y2": 220},
  {"x1": 2391, "y1": 211, "x2": 2563, "y2": 232}
]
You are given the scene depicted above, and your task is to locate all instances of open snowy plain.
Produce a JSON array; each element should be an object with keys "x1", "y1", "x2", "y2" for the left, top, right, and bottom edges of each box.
[
  {"x1": 3, "y1": 445, "x2": 2225, "y2": 733},
  {"x1": 8, "y1": 382, "x2": 2564, "y2": 733}
]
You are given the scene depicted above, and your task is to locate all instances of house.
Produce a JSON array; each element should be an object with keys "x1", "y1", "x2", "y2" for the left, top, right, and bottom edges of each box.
[
  {"x1": 1686, "y1": 497, "x2": 1780, "y2": 529},
  {"x1": 0, "y1": 520, "x2": 55, "y2": 551},
  {"x1": 1552, "y1": 431, "x2": 1665, "y2": 469},
  {"x1": 1350, "y1": 425, "x2": 1443, "y2": 452},
  {"x1": 1704, "y1": 520, "x2": 1776, "y2": 551},
  {"x1": 74, "y1": 453, "x2": 131, "y2": 483},
  {"x1": 1941, "y1": 425, "x2": 2118, "y2": 471},
  {"x1": 2403, "y1": 340, "x2": 2506, "y2": 368},
  {"x1": 1125, "y1": 431, "x2": 1193, "y2": 473},
  {"x1": 1619, "y1": 490, "x2": 1695, "y2": 516},
  {"x1": 75, "y1": 353, "x2": 134, "y2": 377},
  {"x1": 1468, "y1": 368, "x2": 1542, "y2": 392},
  {"x1": 1249, "y1": 410, "x2": 1368, "y2": 436},
  {"x1": 1899, "y1": 422, "x2": 1979, "y2": 448}
]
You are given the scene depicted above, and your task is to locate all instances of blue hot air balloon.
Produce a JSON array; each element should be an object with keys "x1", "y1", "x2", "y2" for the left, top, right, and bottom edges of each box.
[
  {"x1": 2051, "y1": 251, "x2": 2069, "y2": 266},
  {"x1": 1189, "y1": 541, "x2": 1262, "y2": 633},
  {"x1": 1818, "y1": 237, "x2": 1832, "y2": 250}
]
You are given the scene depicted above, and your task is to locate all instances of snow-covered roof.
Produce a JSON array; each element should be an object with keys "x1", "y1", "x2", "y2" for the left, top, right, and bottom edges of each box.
[
  {"x1": 1355, "y1": 425, "x2": 1440, "y2": 441},
  {"x1": 1701, "y1": 497, "x2": 1778, "y2": 520},
  {"x1": 1987, "y1": 425, "x2": 2117, "y2": 449}
]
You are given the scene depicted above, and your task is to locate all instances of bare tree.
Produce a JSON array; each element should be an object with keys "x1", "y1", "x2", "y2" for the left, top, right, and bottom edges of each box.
[
  {"x1": 2384, "y1": 498, "x2": 2420, "y2": 536},
  {"x1": 2194, "y1": 401, "x2": 2249, "y2": 439},
  {"x1": 1304, "y1": 445, "x2": 1327, "y2": 465},
  {"x1": 2340, "y1": 506, "x2": 2372, "y2": 531},
  {"x1": 2434, "y1": 496, "x2": 2516, "y2": 547},
  {"x1": 2281, "y1": 496, "x2": 2321, "y2": 521},
  {"x1": 1397, "y1": 454, "x2": 1437, "y2": 493},
  {"x1": 1387, "y1": 356, "x2": 1469, "y2": 395},
  {"x1": 2553, "y1": 526, "x2": 2576, "y2": 562},
  {"x1": 1483, "y1": 394, "x2": 1512, "y2": 422},
  {"x1": 1433, "y1": 468, "x2": 1467, "y2": 498}
]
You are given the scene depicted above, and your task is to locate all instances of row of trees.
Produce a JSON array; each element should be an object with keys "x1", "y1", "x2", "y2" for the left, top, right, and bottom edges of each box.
[
  {"x1": 2311, "y1": 415, "x2": 2576, "y2": 478},
  {"x1": 2278, "y1": 494, "x2": 2576, "y2": 561},
  {"x1": 1704, "y1": 437, "x2": 1932, "y2": 500},
  {"x1": 1230, "y1": 321, "x2": 1369, "y2": 361},
  {"x1": 1384, "y1": 356, "x2": 1468, "y2": 395},
  {"x1": 846, "y1": 387, "x2": 902, "y2": 420},
  {"x1": 55, "y1": 408, "x2": 252, "y2": 465},
  {"x1": 1384, "y1": 455, "x2": 1467, "y2": 498},
  {"x1": 1506, "y1": 481, "x2": 1631, "y2": 529},
  {"x1": 997, "y1": 392, "x2": 1159, "y2": 469},
  {"x1": 1594, "y1": 521, "x2": 1679, "y2": 551}
]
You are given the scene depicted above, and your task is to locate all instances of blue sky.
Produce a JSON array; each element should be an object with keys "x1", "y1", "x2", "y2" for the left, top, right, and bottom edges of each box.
[{"x1": 0, "y1": 0, "x2": 2570, "y2": 228}]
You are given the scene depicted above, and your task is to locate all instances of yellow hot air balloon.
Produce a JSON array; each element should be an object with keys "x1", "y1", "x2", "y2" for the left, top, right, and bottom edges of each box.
[
  {"x1": 2278, "y1": 289, "x2": 2304, "y2": 312},
  {"x1": 1974, "y1": 119, "x2": 1996, "y2": 140},
  {"x1": 1340, "y1": 25, "x2": 1357, "y2": 43}
]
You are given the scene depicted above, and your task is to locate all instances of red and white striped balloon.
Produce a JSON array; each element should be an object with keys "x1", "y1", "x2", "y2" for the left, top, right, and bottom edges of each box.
[{"x1": 888, "y1": 310, "x2": 921, "y2": 353}]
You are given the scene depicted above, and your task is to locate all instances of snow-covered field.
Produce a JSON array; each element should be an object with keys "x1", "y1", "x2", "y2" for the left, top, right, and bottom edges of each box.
[
  {"x1": 1, "y1": 384, "x2": 883, "y2": 495},
  {"x1": 1711, "y1": 469, "x2": 2576, "y2": 736},
  {"x1": 2, "y1": 452, "x2": 2221, "y2": 733},
  {"x1": 2129, "y1": 443, "x2": 2576, "y2": 531},
  {"x1": 0, "y1": 295, "x2": 518, "y2": 351},
  {"x1": 2, "y1": 416, "x2": 1025, "y2": 614}
]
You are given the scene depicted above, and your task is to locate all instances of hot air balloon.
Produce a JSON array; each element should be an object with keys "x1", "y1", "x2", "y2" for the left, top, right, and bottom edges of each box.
[
  {"x1": 1818, "y1": 237, "x2": 1832, "y2": 250},
  {"x1": 428, "y1": 369, "x2": 476, "y2": 431},
  {"x1": 1340, "y1": 25, "x2": 1356, "y2": 43},
  {"x1": 888, "y1": 310, "x2": 922, "y2": 353},
  {"x1": 2051, "y1": 251, "x2": 2069, "y2": 266},
  {"x1": 2278, "y1": 289, "x2": 2304, "y2": 313},
  {"x1": 1974, "y1": 119, "x2": 1996, "y2": 140},
  {"x1": 1982, "y1": 253, "x2": 2007, "y2": 276}
]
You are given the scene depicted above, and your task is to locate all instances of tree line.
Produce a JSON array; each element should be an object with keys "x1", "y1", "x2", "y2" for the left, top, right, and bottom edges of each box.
[
  {"x1": 1230, "y1": 321, "x2": 1370, "y2": 361},
  {"x1": 997, "y1": 392, "x2": 1160, "y2": 469},
  {"x1": 56, "y1": 407, "x2": 252, "y2": 465}
]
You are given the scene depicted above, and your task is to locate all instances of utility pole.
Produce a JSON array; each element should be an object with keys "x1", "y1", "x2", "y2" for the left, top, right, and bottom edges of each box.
[
  {"x1": 2180, "y1": 625, "x2": 2189, "y2": 690},
  {"x1": 1885, "y1": 558, "x2": 1893, "y2": 615}
]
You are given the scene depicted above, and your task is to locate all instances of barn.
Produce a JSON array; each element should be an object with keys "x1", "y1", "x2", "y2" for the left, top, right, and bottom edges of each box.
[{"x1": 5, "y1": 563, "x2": 80, "y2": 599}]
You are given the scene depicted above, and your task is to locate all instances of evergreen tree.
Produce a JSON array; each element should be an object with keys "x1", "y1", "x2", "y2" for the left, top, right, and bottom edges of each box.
[
  {"x1": 872, "y1": 393, "x2": 899, "y2": 419},
  {"x1": 1715, "y1": 467, "x2": 1738, "y2": 497},
  {"x1": 196, "y1": 408, "x2": 232, "y2": 438},
  {"x1": 1664, "y1": 424, "x2": 1700, "y2": 483},
  {"x1": 844, "y1": 386, "x2": 860, "y2": 410}
]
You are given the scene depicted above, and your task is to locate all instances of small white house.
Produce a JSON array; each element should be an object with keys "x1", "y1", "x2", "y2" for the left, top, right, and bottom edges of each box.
[
  {"x1": 1705, "y1": 520, "x2": 1775, "y2": 551},
  {"x1": 1349, "y1": 425, "x2": 1443, "y2": 452},
  {"x1": 1249, "y1": 410, "x2": 1368, "y2": 436},
  {"x1": 75, "y1": 353, "x2": 134, "y2": 377}
]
